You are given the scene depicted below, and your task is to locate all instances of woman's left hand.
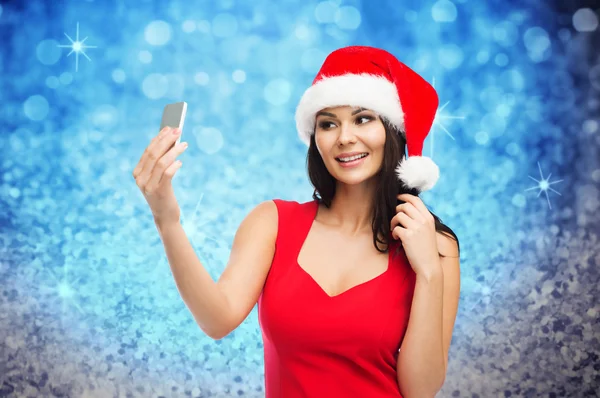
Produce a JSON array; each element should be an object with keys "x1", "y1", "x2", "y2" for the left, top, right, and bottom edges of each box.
[{"x1": 391, "y1": 193, "x2": 442, "y2": 277}]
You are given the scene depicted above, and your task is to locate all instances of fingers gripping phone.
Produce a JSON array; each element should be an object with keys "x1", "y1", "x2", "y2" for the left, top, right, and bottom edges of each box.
[{"x1": 160, "y1": 102, "x2": 187, "y2": 148}]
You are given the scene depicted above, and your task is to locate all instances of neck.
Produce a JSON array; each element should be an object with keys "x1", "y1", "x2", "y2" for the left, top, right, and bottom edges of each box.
[{"x1": 319, "y1": 182, "x2": 376, "y2": 237}]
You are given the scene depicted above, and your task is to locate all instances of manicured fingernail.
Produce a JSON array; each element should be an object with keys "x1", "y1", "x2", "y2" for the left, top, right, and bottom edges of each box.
[{"x1": 173, "y1": 128, "x2": 180, "y2": 134}]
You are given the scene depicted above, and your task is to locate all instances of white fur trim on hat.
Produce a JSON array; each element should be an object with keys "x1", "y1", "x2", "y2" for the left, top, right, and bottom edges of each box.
[
  {"x1": 295, "y1": 73, "x2": 405, "y2": 146},
  {"x1": 395, "y1": 155, "x2": 440, "y2": 192}
]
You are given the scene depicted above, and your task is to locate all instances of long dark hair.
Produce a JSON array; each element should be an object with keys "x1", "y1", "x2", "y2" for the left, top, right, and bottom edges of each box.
[{"x1": 306, "y1": 116, "x2": 460, "y2": 259}]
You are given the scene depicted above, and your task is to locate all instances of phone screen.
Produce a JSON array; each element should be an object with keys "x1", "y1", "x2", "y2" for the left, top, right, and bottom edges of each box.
[{"x1": 160, "y1": 102, "x2": 187, "y2": 146}]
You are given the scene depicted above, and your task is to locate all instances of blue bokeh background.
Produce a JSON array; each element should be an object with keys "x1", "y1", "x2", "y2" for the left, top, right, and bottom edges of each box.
[{"x1": 1, "y1": 0, "x2": 599, "y2": 396}]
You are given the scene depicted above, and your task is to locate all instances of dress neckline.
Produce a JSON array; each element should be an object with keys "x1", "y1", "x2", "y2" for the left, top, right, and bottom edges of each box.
[{"x1": 294, "y1": 199, "x2": 393, "y2": 299}]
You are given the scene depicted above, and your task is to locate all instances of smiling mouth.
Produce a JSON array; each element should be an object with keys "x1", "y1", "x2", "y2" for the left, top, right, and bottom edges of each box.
[{"x1": 336, "y1": 153, "x2": 369, "y2": 163}]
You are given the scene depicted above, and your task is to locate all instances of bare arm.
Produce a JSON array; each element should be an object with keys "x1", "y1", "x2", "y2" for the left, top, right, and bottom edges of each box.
[
  {"x1": 396, "y1": 233, "x2": 461, "y2": 397},
  {"x1": 157, "y1": 200, "x2": 278, "y2": 339},
  {"x1": 216, "y1": 200, "x2": 278, "y2": 338}
]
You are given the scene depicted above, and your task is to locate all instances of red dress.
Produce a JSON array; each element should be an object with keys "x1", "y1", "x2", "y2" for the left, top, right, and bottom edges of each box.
[{"x1": 258, "y1": 199, "x2": 417, "y2": 397}]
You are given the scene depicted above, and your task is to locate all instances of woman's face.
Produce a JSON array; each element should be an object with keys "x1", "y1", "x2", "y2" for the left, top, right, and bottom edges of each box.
[{"x1": 314, "y1": 105, "x2": 386, "y2": 186}]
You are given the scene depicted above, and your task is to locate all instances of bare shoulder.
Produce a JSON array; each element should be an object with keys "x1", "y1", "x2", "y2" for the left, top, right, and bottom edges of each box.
[
  {"x1": 225, "y1": 199, "x2": 279, "y2": 267},
  {"x1": 253, "y1": 199, "x2": 279, "y2": 226},
  {"x1": 233, "y1": 199, "x2": 279, "y2": 241},
  {"x1": 436, "y1": 231, "x2": 459, "y2": 258}
]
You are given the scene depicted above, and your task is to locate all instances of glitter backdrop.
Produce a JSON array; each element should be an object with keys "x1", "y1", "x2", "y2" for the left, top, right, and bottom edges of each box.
[{"x1": 1, "y1": 0, "x2": 599, "y2": 397}]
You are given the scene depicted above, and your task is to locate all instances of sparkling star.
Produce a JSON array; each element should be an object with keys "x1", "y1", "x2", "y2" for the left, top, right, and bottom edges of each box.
[
  {"x1": 429, "y1": 77, "x2": 465, "y2": 158},
  {"x1": 57, "y1": 22, "x2": 98, "y2": 72},
  {"x1": 39, "y1": 268, "x2": 84, "y2": 319},
  {"x1": 181, "y1": 192, "x2": 226, "y2": 248},
  {"x1": 524, "y1": 161, "x2": 563, "y2": 209}
]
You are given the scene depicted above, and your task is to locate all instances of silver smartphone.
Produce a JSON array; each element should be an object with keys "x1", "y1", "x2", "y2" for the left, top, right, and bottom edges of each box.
[{"x1": 160, "y1": 101, "x2": 187, "y2": 147}]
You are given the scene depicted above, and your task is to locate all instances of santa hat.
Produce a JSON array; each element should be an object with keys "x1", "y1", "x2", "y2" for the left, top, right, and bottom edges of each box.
[{"x1": 295, "y1": 45, "x2": 440, "y2": 193}]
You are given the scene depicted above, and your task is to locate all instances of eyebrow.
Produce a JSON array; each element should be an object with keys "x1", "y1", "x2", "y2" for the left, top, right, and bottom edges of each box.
[{"x1": 315, "y1": 107, "x2": 368, "y2": 119}]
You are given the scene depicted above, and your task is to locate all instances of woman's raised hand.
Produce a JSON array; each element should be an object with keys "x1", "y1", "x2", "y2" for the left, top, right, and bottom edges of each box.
[{"x1": 132, "y1": 126, "x2": 189, "y2": 227}]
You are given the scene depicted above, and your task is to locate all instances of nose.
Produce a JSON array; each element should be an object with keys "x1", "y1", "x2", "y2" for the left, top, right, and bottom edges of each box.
[{"x1": 336, "y1": 121, "x2": 357, "y2": 146}]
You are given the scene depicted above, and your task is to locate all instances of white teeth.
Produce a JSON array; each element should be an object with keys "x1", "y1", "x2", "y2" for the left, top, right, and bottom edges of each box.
[{"x1": 337, "y1": 153, "x2": 367, "y2": 162}]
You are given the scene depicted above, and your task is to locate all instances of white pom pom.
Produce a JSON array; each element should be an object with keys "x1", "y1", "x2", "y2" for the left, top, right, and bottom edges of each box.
[{"x1": 395, "y1": 156, "x2": 440, "y2": 192}]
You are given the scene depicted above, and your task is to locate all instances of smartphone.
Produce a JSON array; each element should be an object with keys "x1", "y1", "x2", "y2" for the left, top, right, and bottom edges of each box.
[{"x1": 160, "y1": 101, "x2": 187, "y2": 147}]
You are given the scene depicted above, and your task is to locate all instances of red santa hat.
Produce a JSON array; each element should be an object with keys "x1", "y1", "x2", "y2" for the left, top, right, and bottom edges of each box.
[{"x1": 295, "y1": 45, "x2": 440, "y2": 193}]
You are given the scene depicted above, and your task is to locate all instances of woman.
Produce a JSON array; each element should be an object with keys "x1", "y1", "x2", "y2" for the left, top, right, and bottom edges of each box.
[{"x1": 133, "y1": 46, "x2": 461, "y2": 398}]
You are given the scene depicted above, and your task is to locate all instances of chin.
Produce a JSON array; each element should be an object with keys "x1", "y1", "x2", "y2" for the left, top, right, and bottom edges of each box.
[{"x1": 332, "y1": 172, "x2": 378, "y2": 186}]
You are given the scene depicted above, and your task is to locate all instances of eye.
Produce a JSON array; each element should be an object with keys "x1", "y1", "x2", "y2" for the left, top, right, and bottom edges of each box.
[
  {"x1": 318, "y1": 121, "x2": 336, "y2": 130},
  {"x1": 356, "y1": 115, "x2": 373, "y2": 124}
]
